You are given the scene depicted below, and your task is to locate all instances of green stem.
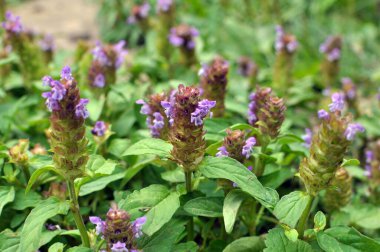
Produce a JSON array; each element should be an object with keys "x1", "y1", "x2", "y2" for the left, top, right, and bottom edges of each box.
[
  {"x1": 296, "y1": 195, "x2": 314, "y2": 238},
  {"x1": 21, "y1": 164, "x2": 30, "y2": 182},
  {"x1": 185, "y1": 171, "x2": 194, "y2": 241},
  {"x1": 251, "y1": 205, "x2": 265, "y2": 235},
  {"x1": 67, "y1": 180, "x2": 90, "y2": 247}
]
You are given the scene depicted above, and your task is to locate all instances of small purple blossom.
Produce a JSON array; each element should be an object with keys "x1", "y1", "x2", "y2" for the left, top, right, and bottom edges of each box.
[
  {"x1": 150, "y1": 112, "x2": 165, "y2": 137},
  {"x1": 320, "y1": 36, "x2": 341, "y2": 61},
  {"x1": 161, "y1": 100, "x2": 174, "y2": 125},
  {"x1": 157, "y1": 0, "x2": 173, "y2": 12},
  {"x1": 91, "y1": 121, "x2": 107, "y2": 137},
  {"x1": 113, "y1": 40, "x2": 128, "y2": 68},
  {"x1": 318, "y1": 109, "x2": 330, "y2": 120},
  {"x1": 216, "y1": 146, "x2": 229, "y2": 157},
  {"x1": 2, "y1": 11, "x2": 23, "y2": 34},
  {"x1": 93, "y1": 73, "x2": 105, "y2": 88},
  {"x1": 327, "y1": 48, "x2": 341, "y2": 61},
  {"x1": 42, "y1": 76, "x2": 53, "y2": 87},
  {"x1": 128, "y1": 2, "x2": 150, "y2": 24},
  {"x1": 344, "y1": 123, "x2": 365, "y2": 141},
  {"x1": 366, "y1": 150, "x2": 374, "y2": 163},
  {"x1": 92, "y1": 43, "x2": 110, "y2": 66},
  {"x1": 275, "y1": 25, "x2": 297, "y2": 53},
  {"x1": 50, "y1": 81, "x2": 66, "y2": 100},
  {"x1": 168, "y1": 32, "x2": 184, "y2": 47},
  {"x1": 168, "y1": 25, "x2": 199, "y2": 50},
  {"x1": 89, "y1": 216, "x2": 105, "y2": 235},
  {"x1": 132, "y1": 216, "x2": 146, "y2": 238},
  {"x1": 39, "y1": 34, "x2": 55, "y2": 51},
  {"x1": 60, "y1": 66, "x2": 74, "y2": 81},
  {"x1": 111, "y1": 241, "x2": 128, "y2": 252},
  {"x1": 302, "y1": 128, "x2": 313, "y2": 148},
  {"x1": 190, "y1": 99, "x2": 216, "y2": 126},
  {"x1": 42, "y1": 92, "x2": 60, "y2": 111},
  {"x1": 242, "y1": 137, "x2": 256, "y2": 159},
  {"x1": 136, "y1": 99, "x2": 152, "y2": 115},
  {"x1": 328, "y1": 92, "x2": 345, "y2": 112},
  {"x1": 248, "y1": 92, "x2": 257, "y2": 125},
  {"x1": 341, "y1": 77, "x2": 356, "y2": 100},
  {"x1": 75, "y1": 99, "x2": 89, "y2": 119}
]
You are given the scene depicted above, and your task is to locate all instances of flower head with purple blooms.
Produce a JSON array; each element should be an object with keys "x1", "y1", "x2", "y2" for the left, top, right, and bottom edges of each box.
[
  {"x1": 132, "y1": 216, "x2": 146, "y2": 238},
  {"x1": 302, "y1": 128, "x2": 313, "y2": 148},
  {"x1": 190, "y1": 99, "x2": 216, "y2": 126},
  {"x1": 127, "y1": 2, "x2": 150, "y2": 24},
  {"x1": 168, "y1": 24, "x2": 199, "y2": 50},
  {"x1": 319, "y1": 36, "x2": 342, "y2": 62},
  {"x1": 93, "y1": 73, "x2": 105, "y2": 88},
  {"x1": 2, "y1": 11, "x2": 23, "y2": 34},
  {"x1": 157, "y1": 0, "x2": 173, "y2": 12},
  {"x1": 248, "y1": 92, "x2": 258, "y2": 125},
  {"x1": 113, "y1": 40, "x2": 128, "y2": 69},
  {"x1": 111, "y1": 241, "x2": 128, "y2": 252},
  {"x1": 216, "y1": 146, "x2": 229, "y2": 157},
  {"x1": 318, "y1": 109, "x2": 330, "y2": 120},
  {"x1": 275, "y1": 25, "x2": 298, "y2": 54},
  {"x1": 39, "y1": 34, "x2": 55, "y2": 52},
  {"x1": 61, "y1": 66, "x2": 74, "y2": 81},
  {"x1": 75, "y1": 99, "x2": 89, "y2": 119},
  {"x1": 341, "y1": 77, "x2": 356, "y2": 100},
  {"x1": 328, "y1": 92, "x2": 345, "y2": 112},
  {"x1": 91, "y1": 121, "x2": 107, "y2": 137},
  {"x1": 89, "y1": 216, "x2": 105, "y2": 235},
  {"x1": 242, "y1": 137, "x2": 256, "y2": 159},
  {"x1": 344, "y1": 123, "x2": 365, "y2": 141}
]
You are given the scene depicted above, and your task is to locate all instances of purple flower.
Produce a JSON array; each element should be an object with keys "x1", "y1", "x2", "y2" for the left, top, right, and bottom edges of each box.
[
  {"x1": 168, "y1": 25, "x2": 199, "y2": 50},
  {"x1": 274, "y1": 25, "x2": 297, "y2": 53},
  {"x1": 242, "y1": 137, "x2": 256, "y2": 159},
  {"x1": 161, "y1": 100, "x2": 174, "y2": 125},
  {"x1": 132, "y1": 216, "x2": 146, "y2": 238},
  {"x1": 168, "y1": 33, "x2": 184, "y2": 47},
  {"x1": 327, "y1": 48, "x2": 341, "y2": 61},
  {"x1": 89, "y1": 216, "x2": 105, "y2": 235},
  {"x1": 248, "y1": 92, "x2": 258, "y2": 125},
  {"x1": 92, "y1": 43, "x2": 110, "y2": 66},
  {"x1": 111, "y1": 241, "x2": 128, "y2": 252},
  {"x1": 366, "y1": 150, "x2": 374, "y2": 163},
  {"x1": 91, "y1": 121, "x2": 107, "y2": 136},
  {"x1": 42, "y1": 92, "x2": 60, "y2": 111},
  {"x1": 302, "y1": 128, "x2": 312, "y2": 148},
  {"x1": 39, "y1": 34, "x2": 55, "y2": 51},
  {"x1": 42, "y1": 76, "x2": 53, "y2": 87},
  {"x1": 341, "y1": 77, "x2": 356, "y2": 100},
  {"x1": 344, "y1": 123, "x2": 365, "y2": 141},
  {"x1": 136, "y1": 99, "x2": 152, "y2": 115},
  {"x1": 60, "y1": 66, "x2": 74, "y2": 81},
  {"x1": 75, "y1": 99, "x2": 89, "y2": 119},
  {"x1": 139, "y1": 2, "x2": 151, "y2": 17},
  {"x1": 2, "y1": 11, "x2": 23, "y2": 34},
  {"x1": 50, "y1": 81, "x2": 66, "y2": 100},
  {"x1": 150, "y1": 112, "x2": 165, "y2": 137},
  {"x1": 287, "y1": 40, "x2": 298, "y2": 53},
  {"x1": 328, "y1": 92, "x2": 345, "y2": 112},
  {"x1": 190, "y1": 99, "x2": 216, "y2": 126},
  {"x1": 247, "y1": 166, "x2": 253, "y2": 171},
  {"x1": 157, "y1": 0, "x2": 173, "y2": 12},
  {"x1": 216, "y1": 146, "x2": 229, "y2": 157},
  {"x1": 113, "y1": 40, "x2": 128, "y2": 69},
  {"x1": 128, "y1": 2, "x2": 150, "y2": 24},
  {"x1": 318, "y1": 109, "x2": 330, "y2": 120},
  {"x1": 93, "y1": 73, "x2": 105, "y2": 88}
]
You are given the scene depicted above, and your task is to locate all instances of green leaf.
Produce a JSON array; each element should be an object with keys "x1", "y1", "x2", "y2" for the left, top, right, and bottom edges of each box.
[
  {"x1": 0, "y1": 229, "x2": 19, "y2": 252},
  {"x1": 284, "y1": 228, "x2": 299, "y2": 242},
  {"x1": 87, "y1": 94, "x2": 105, "y2": 121},
  {"x1": 11, "y1": 189, "x2": 41, "y2": 210},
  {"x1": 108, "y1": 138, "x2": 131, "y2": 158},
  {"x1": 343, "y1": 203, "x2": 380, "y2": 229},
  {"x1": 184, "y1": 197, "x2": 223, "y2": 217},
  {"x1": 140, "y1": 219, "x2": 186, "y2": 252},
  {"x1": 171, "y1": 241, "x2": 198, "y2": 252},
  {"x1": 223, "y1": 190, "x2": 249, "y2": 233},
  {"x1": 26, "y1": 165, "x2": 63, "y2": 194},
  {"x1": 264, "y1": 228, "x2": 314, "y2": 252},
  {"x1": 198, "y1": 156, "x2": 278, "y2": 209},
  {"x1": 143, "y1": 191, "x2": 181, "y2": 236},
  {"x1": 276, "y1": 134, "x2": 304, "y2": 144},
  {"x1": 119, "y1": 184, "x2": 170, "y2": 219},
  {"x1": 341, "y1": 158, "x2": 360, "y2": 167},
  {"x1": 48, "y1": 242, "x2": 65, "y2": 252},
  {"x1": 86, "y1": 155, "x2": 117, "y2": 177},
  {"x1": 0, "y1": 186, "x2": 15, "y2": 216},
  {"x1": 122, "y1": 138, "x2": 172, "y2": 158},
  {"x1": 219, "y1": 123, "x2": 260, "y2": 135},
  {"x1": 161, "y1": 167, "x2": 185, "y2": 183},
  {"x1": 78, "y1": 170, "x2": 126, "y2": 196},
  {"x1": 273, "y1": 191, "x2": 312, "y2": 228},
  {"x1": 314, "y1": 211, "x2": 326, "y2": 231},
  {"x1": 260, "y1": 168, "x2": 294, "y2": 189},
  {"x1": 317, "y1": 226, "x2": 380, "y2": 252},
  {"x1": 19, "y1": 197, "x2": 70, "y2": 252},
  {"x1": 66, "y1": 247, "x2": 93, "y2": 252},
  {"x1": 223, "y1": 236, "x2": 265, "y2": 252}
]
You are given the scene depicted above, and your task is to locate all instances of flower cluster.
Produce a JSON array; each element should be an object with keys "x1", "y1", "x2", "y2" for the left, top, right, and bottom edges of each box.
[
  {"x1": 216, "y1": 129, "x2": 256, "y2": 162},
  {"x1": 39, "y1": 34, "x2": 55, "y2": 52},
  {"x1": 168, "y1": 24, "x2": 199, "y2": 50},
  {"x1": 88, "y1": 41, "x2": 127, "y2": 88},
  {"x1": 157, "y1": 0, "x2": 173, "y2": 13},
  {"x1": 1, "y1": 11, "x2": 22, "y2": 34},
  {"x1": 8, "y1": 139, "x2": 29, "y2": 167},
  {"x1": 248, "y1": 87, "x2": 286, "y2": 138},
  {"x1": 167, "y1": 84, "x2": 215, "y2": 171},
  {"x1": 91, "y1": 121, "x2": 107, "y2": 137},
  {"x1": 320, "y1": 36, "x2": 342, "y2": 62},
  {"x1": 302, "y1": 128, "x2": 313, "y2": 148},
  {"x1": 127, "y1": 2, "x2": 150, "y2": 24},
  {"x1": 274, "y1": 25, "x2": 298, "y2": 54},
  {"x1": 90, "y1": 206, "x2": 146, "y2": 252},
  {"x1": 237, "y1": 56, "x2": 258, "y2": 78},
  {"x1": 199, "y1": 56, "x2": 229, "y2": 117},
  {"x1": 341, "y1": 77, "x2": 357, "y2": 100},
  {"x1": 43, "y1": 66, "x2": 89, "y2": 179},
  {"x1": 300, "y1": 93, "x2": 364, "y2": 195},
  {"x1": 137, "y1": 92, "x2": 172, "y2": 139}
]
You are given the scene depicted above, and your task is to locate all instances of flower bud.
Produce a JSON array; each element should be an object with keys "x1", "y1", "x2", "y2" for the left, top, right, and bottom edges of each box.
[
  {"x1": 127, "y1": 2, "x2": 150, "y2": 32},
  {"x1": 320, "y1": 36, "x2": 342, "y2": 87},
  {"x1": 168, "y1": 24, "x2": 199, "y2": 66},
  {"x1": 166, "y1": 84, "x2": 215, "y2": 172},
  {"x1": 199, "y1": 56, "x2": 229, "y2": 117},
  {"x1": 8, "y1": 139, "x2": 29, "y2": 166},
  {"x1": 43, "y1": 66, "x2": 89, "y2": 180},
  {"x1": 237, "y1": 56, "x2": 259, "y2": 92},
  {"x1": 323, "y1": 167, "x2": 352, "y2": 212},
  {"x1": 38, "y1": 34, "x2": 55, "y2": 64},
  {"x1": 216, "y1": 129, "x2": 256, "y2": 162}
]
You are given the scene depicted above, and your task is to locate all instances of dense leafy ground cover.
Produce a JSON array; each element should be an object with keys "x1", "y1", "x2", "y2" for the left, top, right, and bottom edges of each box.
[{"x1": 1, "y1": 0, "x2": 380, "y2": 251}]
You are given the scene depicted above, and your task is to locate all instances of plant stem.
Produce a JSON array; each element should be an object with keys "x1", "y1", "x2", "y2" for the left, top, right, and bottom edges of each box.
[
  {"x1": 296, "y1": 195, "x2": 314, "y2": 238},
  {"x1": 67, "y1": 180, "x2": 90, "y2": 247},
  {"x1": 21, "y1": 164, "x2": 30, "y2": 182},
  {"x1": 185, "y1": 171, "x2": 194, "y2": 241}
]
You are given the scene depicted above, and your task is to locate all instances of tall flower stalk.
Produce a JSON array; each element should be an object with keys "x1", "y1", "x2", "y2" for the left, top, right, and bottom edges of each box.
[
  {"x1": 168, "y1": 24, "x2": 199, "y2": 66},
  {"x1": 237, "y1": 56, "x2": 259, "y2": 93},
  {"x1": 320, "y1": 36, "x2": 342, "y2": 88},
  {"x1": 273, "y1": 25, "x2": 298, "y2": 96},
  {"x1": 199, "y1": 56, "x2": 229, "y2": 117},
  {"x1": 42, "y1": 66, "x2": 90, "y2": 247},
  {"x1": 163, "y1": 84, "x2": 215, "y2": 239},
  {"x1": 156, "y1": 0, "x2": 175, "y2": 60}
]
